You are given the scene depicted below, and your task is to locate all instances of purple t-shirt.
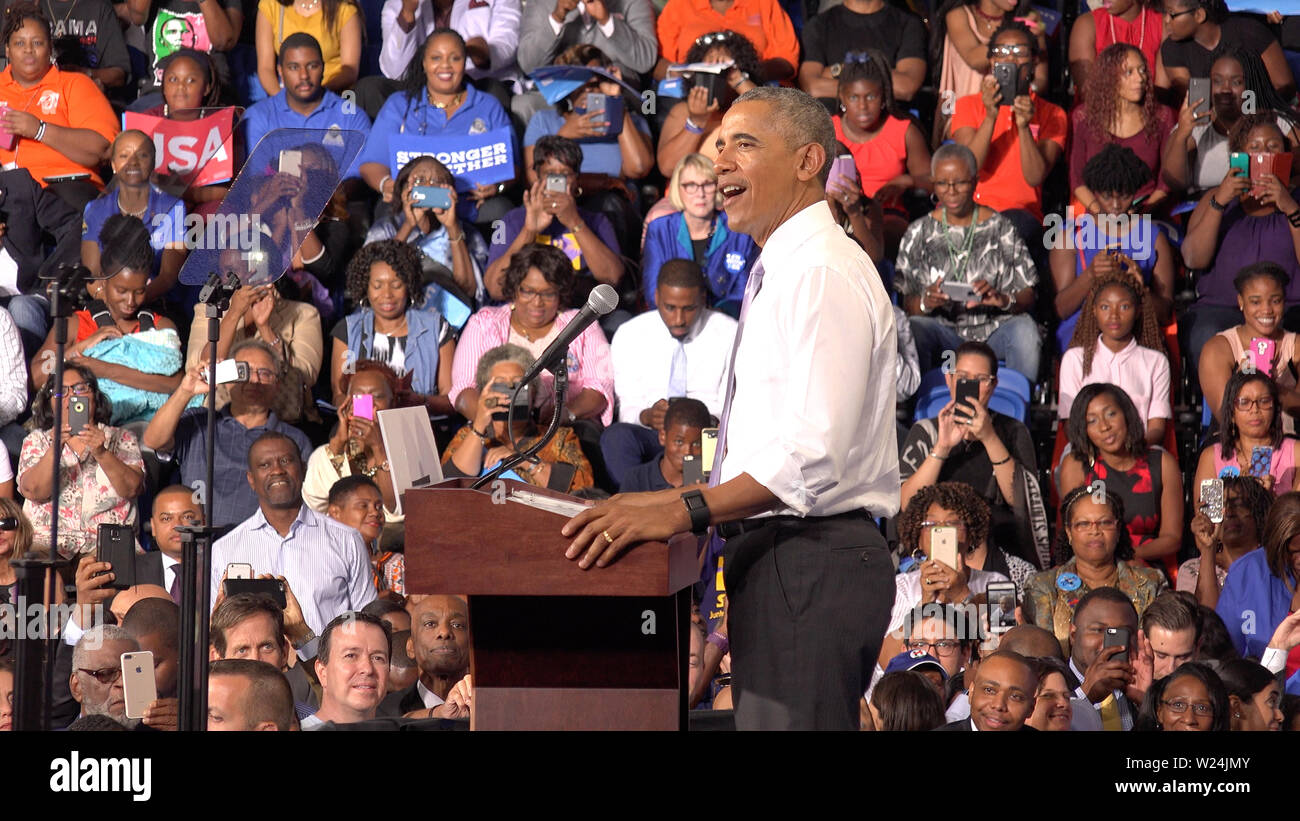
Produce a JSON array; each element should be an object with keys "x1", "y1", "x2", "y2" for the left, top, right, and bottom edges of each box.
[
  {"x1": 1197, "y1": 199, "x2": 1300, "y2": 307},
  {"x1": 486, "y1": 205, "x2": 620, "y2": 272}
]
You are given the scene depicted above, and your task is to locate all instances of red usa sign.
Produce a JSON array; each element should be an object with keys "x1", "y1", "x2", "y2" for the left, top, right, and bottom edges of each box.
[{"x1": 122, "y1": 107, "x2": 237, "y2": 187}]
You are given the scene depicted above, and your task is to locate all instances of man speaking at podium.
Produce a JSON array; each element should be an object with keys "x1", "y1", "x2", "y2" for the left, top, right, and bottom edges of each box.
[{"x1": 563, "y1": 87, "x2": 899, "y2": 730}]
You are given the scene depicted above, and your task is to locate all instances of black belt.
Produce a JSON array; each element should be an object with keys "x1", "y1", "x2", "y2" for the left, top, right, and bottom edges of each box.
[{"x1": 716, "y1": 509, "x2": 875, "y2": 539}]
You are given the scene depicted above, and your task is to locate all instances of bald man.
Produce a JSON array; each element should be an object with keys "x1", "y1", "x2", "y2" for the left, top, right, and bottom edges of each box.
[{"x1": 945, "y1": 623, "x2": 1102, "y2": 731}]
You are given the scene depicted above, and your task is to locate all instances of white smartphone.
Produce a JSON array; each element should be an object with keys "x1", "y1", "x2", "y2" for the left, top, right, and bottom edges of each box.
[
  {"x1": 201, "y1": 359, "x2": 250, "y2": 385},
  {"x1": 121, "y1": 651, "x2": 157, "y2": 720},
  {"x1": 930, "y1": 526, "x2": 960, "y2": 570},
  {"x1": 278, "y1": 149, "x2": 302, "y2": 176},
  {"x1": 701, "y1": 427, "x2": 719, "y2": 477},
  {"x1": 940, "y1": 281, "x2": 980, "y2": 303},
  {"x1": 226, "y1": 562, "x2": 253, "y2": 580}
]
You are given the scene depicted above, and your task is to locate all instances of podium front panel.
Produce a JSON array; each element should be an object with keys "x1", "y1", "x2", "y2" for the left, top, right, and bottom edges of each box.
[{"x1": 404, "y1": 483, "x2": 697, "y2": 598}]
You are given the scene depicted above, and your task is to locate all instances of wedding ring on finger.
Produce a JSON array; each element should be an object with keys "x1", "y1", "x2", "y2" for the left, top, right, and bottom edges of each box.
[{"x1": 602, "y1": 530, "x2": 614, "y2": 545}]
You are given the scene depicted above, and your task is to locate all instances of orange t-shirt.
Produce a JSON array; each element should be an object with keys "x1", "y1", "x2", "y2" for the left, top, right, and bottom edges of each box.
[
  {"x1": 0, "y1": 66, "x2": 119, "y2": 188},
  {"x1": 656, "y1": 0, "x2": 799, "y2": 68},
  {"x1": 949, "y1": 90, "x2": 1067, "y2": 219}
]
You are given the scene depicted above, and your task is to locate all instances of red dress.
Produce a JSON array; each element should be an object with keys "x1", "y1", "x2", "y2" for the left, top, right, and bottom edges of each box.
[{"x1": 1093, "y1": 6, "x2": 1163, "y2": 79}]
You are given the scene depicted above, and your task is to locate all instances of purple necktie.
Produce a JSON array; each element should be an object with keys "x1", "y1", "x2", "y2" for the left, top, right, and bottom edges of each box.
[
  {"x1": 169, "y1": 564, "x2": 182, "y2": 606},
  {"x1": 709, "y1": 259, "x2": 765, "y2": 485}
]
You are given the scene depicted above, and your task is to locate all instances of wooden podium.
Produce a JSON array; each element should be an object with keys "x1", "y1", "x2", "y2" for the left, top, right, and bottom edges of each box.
[{"x1": 404, "y1": 478, "x2": 698, "y2": 730}]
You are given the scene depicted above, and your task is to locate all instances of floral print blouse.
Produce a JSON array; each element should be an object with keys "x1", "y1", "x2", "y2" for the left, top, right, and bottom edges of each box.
[{"x1": 17, "y1": 425, "x2": 143, "y2": 558}]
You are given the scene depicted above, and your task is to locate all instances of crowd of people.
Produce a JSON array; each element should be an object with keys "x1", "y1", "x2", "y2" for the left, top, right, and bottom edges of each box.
[{"x1": 3, "y1": 0, "x2": 1300, "y2": 732}]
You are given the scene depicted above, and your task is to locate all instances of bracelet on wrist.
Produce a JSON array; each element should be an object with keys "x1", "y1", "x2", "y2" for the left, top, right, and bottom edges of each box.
[
  {"x1": 1209, "y1": 195, "x2": 1228, "y2": 212},
  {"x1": 1287, "y1": 207, "x2": 1300, "y2": 228},
  {"x1": 472, "y1": 426, "x2": 490, "y2": 441},
  {"x1": 990, "y1": 453, "x2": 1012, "y2": 466},
  {"x1": 683, "y1": 117, "x2": 704, "y2": 135},
  {"x1": 34, "y1": 120, "x2": 46, "y2": 142},
  {"x1": 930, "y1": 450, "x2": 948, "y2": 461}
]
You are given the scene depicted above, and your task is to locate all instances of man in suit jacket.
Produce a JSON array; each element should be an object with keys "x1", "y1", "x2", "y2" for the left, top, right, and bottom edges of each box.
[
  {"x1": 936, "y1": 651, "x2": 1039, "y2": 731},
  {"x1": 0, "y1": 167, "x2": 82, "y2": 353},
  {"x1": 378, "y1": 595, "x2": 470, "y2": 718}
]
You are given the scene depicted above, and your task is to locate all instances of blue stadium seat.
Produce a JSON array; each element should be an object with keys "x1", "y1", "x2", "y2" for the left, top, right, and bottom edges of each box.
[
  {"x1": 988, "y1": 391, "x2": 1028, "y2": 422},
  {"x1": 996, "y1": 366, "x2": 1032, "y2": 404},
  {"x1": 913, "y1": 384, "x2": 1028, "y2": 424}
]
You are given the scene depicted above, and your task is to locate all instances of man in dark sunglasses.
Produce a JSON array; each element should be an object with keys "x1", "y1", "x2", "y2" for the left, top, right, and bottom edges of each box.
[{"x1": 69, "y1": 625, "x2": 140, "y2": 728}]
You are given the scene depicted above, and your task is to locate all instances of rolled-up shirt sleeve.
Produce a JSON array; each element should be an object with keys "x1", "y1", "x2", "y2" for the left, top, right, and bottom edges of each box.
[{"x1": 725, "y1": 257, "x2": 897, "y2": 516}]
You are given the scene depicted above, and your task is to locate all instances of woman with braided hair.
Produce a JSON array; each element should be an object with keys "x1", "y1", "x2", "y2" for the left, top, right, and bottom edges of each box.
[
  {"x1": 1051, "y1": 143, "x2": 1175, "y2": 353},
  {"x1": 1162, "y1": 45, "x2": 1300, "y2": 196},
  {"x1": 1058, "y1": 269, "x2": 1171, "y2": 446}
]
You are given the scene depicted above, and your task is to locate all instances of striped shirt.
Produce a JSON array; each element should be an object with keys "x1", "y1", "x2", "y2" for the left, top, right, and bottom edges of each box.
[
  {"x1": 211, "y1": 504, "x2": 377, "y2": 635},
  {"x1": 0, "y1": 307, "x2": 26, "y2": 428},
  {"x1": 449, "y1": 304, "x2": 616, "y2": 426}
]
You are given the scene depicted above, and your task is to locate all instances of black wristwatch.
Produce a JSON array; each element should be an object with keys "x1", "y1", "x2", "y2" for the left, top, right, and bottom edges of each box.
[{"x1": 681, "y1": 489, "x2": 710, "y2": 535}]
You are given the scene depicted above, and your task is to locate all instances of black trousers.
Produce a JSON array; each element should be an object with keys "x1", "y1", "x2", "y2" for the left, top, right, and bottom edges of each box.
[{"x1": 723, "y1": 511, "x2": 894, "y2": 731}]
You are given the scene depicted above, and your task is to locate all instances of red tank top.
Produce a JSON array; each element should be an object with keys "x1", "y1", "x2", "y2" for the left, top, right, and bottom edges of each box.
[{"x1": 833, "y1": 114, "x2": 910, "y2": 200}]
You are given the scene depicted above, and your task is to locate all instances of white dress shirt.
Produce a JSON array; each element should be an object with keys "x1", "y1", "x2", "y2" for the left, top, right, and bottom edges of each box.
[
  {"x1": 210, "y1": 505, "x2": 376, "y2": 635},
  {"x1": 0, "y1": 305, "x2": 26, "y2": 428},
  {"x1": 379, "y1": 0, "x2": 522, "y2": 86},
  {"x1": 610, "y1": 307, "x2": 736, "y2": 425},
  {"x1": 162, "y1": 553, "x2": 180, "y2": 593},
  {"x1": 717, "y1": 201, "x2": 900, "y2": 518},
  {"x1": 417, "y1": 679, "x2": 446, "y2": 709}
]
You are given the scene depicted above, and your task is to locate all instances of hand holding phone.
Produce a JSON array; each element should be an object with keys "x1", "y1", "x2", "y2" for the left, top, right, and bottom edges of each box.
[
  {"x1": 1250, "y1": 337, "x2": 1276, "y2": 378},
  {"x1": 200, "y1": 359, "x2": 250, "y2": 385},
  {"x1": 930, "y1": 526, "x2": 960, "y2": 570},
  {"x1": 351, "y1": 393, "x2": 374, "y2": 421},
  {"x1": 68, "y1": 395, "x2": 90, "y2": 436},
  {"x1": 410, "y1": 185, "x2": 453, "y2": 210},
  {"x1": 992, "y1": 62, "x2": 1019, "y2": 106},
  {"x1": 278, "y1": 149, "x2": 302, "y2": 176},
  {"x1": 1201, "y1": 478, "x2": 1225, "y2": 524},
  {"x1": 954, "y1": 377, "x2": 980, "y2": 420},
  {"x1": 121, "y1": 651, "x2": 157, "y2": 719},
  {"x1": 1251, "y1": 446, "x2": 1274, "y2": 479},
  {"x1": 1103, "y1": 626, "x2": 1130, "y2": 665},
  {"x1": 1187, "y1": 76, "x2": 1211, "y2": 119}
]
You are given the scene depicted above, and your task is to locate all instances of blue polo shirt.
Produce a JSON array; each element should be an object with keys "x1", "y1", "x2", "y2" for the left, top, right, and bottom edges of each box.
[
  {"x1": 242, "y1": 89, "x2": 373, "y2": 178},
  {"x1": 81, "y1": 185, "x2": 186, "y2": 274},
  {"x1": 523, "y1": 107, "x2": 651, "y2": 178},
  {"x1": 358, "y1": 84, "x2": 513, "y2": 175}
]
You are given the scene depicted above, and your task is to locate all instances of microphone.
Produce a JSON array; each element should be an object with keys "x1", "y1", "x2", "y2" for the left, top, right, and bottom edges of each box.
[{"x1": 518, "y1": 283, "x2": 618, "y2": 385}]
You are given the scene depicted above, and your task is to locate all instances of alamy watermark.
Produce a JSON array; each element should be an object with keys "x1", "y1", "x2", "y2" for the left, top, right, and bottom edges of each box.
[
  {"x1": 1042, "y1": 206, "x2": 1154, "y2": 262},
  {"x1": 151, "y1": 212, "x2": 263, "y2": 252},
  {"x1": 1, "y1": 597, "x2": 99, "y2": 643}
]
